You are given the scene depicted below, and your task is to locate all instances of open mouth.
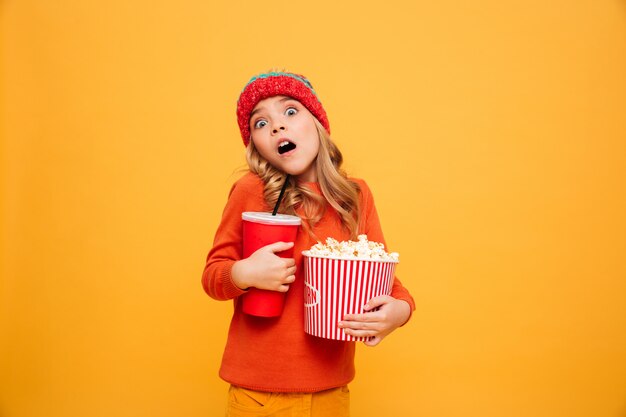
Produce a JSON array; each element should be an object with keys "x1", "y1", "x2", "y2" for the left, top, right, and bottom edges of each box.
[{"x1": 278, "y1": 140, "x2": 297, "y2": 155}]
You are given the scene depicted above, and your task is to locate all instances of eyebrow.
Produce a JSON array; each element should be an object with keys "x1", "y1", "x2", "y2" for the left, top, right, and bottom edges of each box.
[{"x1": 250, "y1": 97, "x2": 296, "y2": 119}]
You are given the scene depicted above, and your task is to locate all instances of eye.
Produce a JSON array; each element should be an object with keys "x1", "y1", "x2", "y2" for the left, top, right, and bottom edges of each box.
[
  {"x1": 253, "y1": 119, "x2": 268, "y2": 129},
  {"x1": 285, "y1": 107, "x2": 298, "y2": 116}
]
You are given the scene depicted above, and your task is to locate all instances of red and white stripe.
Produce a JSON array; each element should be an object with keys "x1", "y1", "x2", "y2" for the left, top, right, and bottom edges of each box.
[{"x1": 304, "y1": 255, "x2": 396, "y2": 341}]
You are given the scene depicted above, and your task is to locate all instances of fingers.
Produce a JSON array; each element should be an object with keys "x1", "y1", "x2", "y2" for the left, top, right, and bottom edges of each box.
[
  {"x1": 363, "y1": 336, "x2": 383, "y2": 347},
  {"x1": 340, "y1": 295, "x2": 392, "y2": 321},
  {"x1": 338, "y1": 313, "x2": 386, "y2": 340},
  {"x1": 338, "y1": 318, "x2": 380, "y2": 330},
  {"x1": 277, "y1": 274, "x2": 296, "y2": 292},
  {"x1": 340, "y1": 326, "x2": 378, "y2": 338},
  {"x1": 259, "y1": 242, "x2": 296, "y2": 269},
  {"x1": 248, "y1": 242, "x2": 297, "y2": 292},
  {"x1": 338, "y1": 321, "x2": 387, "y2": 343},
  {"x1": 264, "y1": 241, "x2": 295, "y2": 254},
  {"x1": 363, "y1": 295, "x2": 393, "y2": 311},
  {"x1": 341, "y1": 312, "x2": 382, "y2": 322}
]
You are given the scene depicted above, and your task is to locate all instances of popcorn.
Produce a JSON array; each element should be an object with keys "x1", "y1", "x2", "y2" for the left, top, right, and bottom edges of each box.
[{"x1": 305, "y1": 234, "x2": 399, "y2": 262}]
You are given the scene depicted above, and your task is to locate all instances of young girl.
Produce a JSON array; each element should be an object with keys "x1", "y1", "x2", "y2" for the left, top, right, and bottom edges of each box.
[{"x1": 202, "y1": 71, "x2": 415, "y2": 416}]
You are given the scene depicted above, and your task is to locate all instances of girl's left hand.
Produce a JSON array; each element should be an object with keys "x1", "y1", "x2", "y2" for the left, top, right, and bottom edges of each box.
[{"x1": 338, "y1": 295, "x2": 411, "y2": 347}]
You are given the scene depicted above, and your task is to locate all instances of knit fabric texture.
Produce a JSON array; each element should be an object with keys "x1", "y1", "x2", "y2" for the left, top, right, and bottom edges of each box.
[{"x1": 236, "y1": 72, "x2": 330, "y2": 146}]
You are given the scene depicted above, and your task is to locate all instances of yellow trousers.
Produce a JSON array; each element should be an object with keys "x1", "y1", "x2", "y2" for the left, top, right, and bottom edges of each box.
[{"x1": 225, "y1": 385, "x2": 350, "y2": 417}]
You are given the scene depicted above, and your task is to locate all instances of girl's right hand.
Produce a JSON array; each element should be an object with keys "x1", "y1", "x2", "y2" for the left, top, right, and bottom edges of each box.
[{"x1": 231, "y1": 242, "x2": 297, "y2": 292}]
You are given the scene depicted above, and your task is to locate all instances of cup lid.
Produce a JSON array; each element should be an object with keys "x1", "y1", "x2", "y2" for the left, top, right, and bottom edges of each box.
[{"x1": 242, "y1": 212, "x2": 301, "y2": 226}]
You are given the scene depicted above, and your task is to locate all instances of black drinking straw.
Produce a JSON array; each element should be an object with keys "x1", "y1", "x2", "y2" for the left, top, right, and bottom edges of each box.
[{"x1": 272, "y1": 175, "x2": 290, "y2": 216}]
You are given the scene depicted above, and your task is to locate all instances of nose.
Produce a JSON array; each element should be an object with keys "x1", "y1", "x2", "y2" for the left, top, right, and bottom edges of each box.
[{"x1": 272, "y1": 122, "x2": 286, "y2": 134}]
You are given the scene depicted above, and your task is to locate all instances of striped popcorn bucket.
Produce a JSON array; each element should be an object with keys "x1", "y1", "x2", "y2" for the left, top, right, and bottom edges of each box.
[{"x1": 302, "y1": 253, "x2": 397, "y2": 341}]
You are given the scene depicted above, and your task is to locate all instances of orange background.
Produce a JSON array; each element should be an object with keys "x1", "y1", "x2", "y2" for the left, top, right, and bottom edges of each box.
[{"x1": 1, "y1": 1, "x2": 625, "y2": 416}]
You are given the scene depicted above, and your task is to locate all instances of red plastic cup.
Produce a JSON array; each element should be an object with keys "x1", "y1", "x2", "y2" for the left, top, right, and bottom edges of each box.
[{"x1": 241, "y1": 212, "x2": 301, "y2": 317}]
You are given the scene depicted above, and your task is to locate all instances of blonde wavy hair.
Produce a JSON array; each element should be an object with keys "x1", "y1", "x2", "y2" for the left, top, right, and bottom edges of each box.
[{"x1": 246, "y1": 118, "x2": 361, "y2": 239}]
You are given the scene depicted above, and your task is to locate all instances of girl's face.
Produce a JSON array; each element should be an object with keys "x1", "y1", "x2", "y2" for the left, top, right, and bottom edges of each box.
[{"x1": 249, "y1": 95, "x2": 320, "y2": 183}]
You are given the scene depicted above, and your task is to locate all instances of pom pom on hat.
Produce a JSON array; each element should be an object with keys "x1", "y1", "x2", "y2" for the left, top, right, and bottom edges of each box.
[{"x1": 236, "y1": 71, "x2": 330, "y2": 146}]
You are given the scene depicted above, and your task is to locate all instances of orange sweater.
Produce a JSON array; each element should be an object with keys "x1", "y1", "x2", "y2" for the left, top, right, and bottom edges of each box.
[{"x1": 202, "y1": 172, "x2": 415, "y2": 392}]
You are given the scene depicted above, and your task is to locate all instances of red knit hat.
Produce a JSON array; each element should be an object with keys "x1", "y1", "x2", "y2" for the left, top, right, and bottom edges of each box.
[{"x1": 236, "y1": 71, "x2": 330, "y2": 146}]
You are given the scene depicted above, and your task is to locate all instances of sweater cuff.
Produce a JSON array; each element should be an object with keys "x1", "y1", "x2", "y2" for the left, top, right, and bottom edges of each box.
[{"x1": 219, "y1": 261, "x2": 248, "y2": 299}]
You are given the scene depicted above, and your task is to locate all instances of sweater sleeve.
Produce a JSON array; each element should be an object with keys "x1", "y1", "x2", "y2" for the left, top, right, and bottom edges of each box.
[
  {"x1": 357, "y1": 179, "x2": 416, "y2": 321},
  {"x1": 201, "y1": 174, "x2": 264, "y2": 300}
]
